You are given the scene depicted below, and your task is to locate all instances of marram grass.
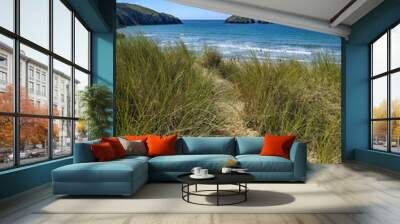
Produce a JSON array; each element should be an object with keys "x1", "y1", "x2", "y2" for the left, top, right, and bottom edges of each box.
[
  {"x1": 116, "y1": 36, "x2": 224, "y2": 136},
  {"x1": 116, "y1": 36, "x2": 341, "y2": 163}
]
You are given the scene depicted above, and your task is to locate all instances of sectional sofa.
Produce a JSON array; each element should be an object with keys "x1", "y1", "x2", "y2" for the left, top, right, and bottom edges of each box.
[{"x1": 52, "y1": 137, "x2": 307, "y2": 196}]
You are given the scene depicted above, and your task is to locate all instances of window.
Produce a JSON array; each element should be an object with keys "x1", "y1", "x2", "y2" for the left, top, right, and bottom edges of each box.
[
  {"x1": 28, "y1": 67, "x2": 34, "y2": 80},
  {"x1": 53, "y1": 59, "x2": 72, "y2": 117},
  {"x1": 42, "y1": 85, "x2": 46, "y2": 97},
  {"x1": 0, "y1": 0, "x2": 91, "y2": 170},
  {"x1": 0, "y1": 55, "x2": 7, "y2": 67},
  {"x1": 75, "y1": 17, "x2": 90, "y2": 70},
  {"x1": 53, "y1": 0, "x2": 72, "y2": 60},
  {"x1": 0, "y1": 0, "x2": 14, "y2": 32},
  {"x1": 28, "y1": 81, "x2": 34, "y2": 94},
  {"x1": 20, "y1": 0, "x2": 49, "y2": 49},
  {"x1": 370, "y1": 23, "x2": 400, "y2": 153},
  {"x1": 0, "y1": 34, "x2": 14, "y2": 113},
  {"x1": 35, "y1": 84, "x2": 40, "y2": 95},
  {"x1": 0, "y1": 71, "x2": 6, "y2": 85}
]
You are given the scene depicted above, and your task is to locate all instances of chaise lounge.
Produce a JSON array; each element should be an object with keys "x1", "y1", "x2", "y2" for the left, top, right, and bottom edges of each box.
[{"x1": 52, "y1": 137, "x2": 307, "y2": 196}]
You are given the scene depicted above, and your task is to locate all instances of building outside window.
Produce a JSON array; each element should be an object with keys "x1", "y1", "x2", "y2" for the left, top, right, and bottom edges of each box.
[
  {"x1": 0, "y1": 54, "x2": 7, "y2": 88},
  {"x1": 0, "y1": 0, "x2": 91, "y2": 170}
]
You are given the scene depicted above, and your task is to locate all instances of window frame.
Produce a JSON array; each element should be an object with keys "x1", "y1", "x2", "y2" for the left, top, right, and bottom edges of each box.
[
  {"x1": 370, "y1": 22, "x2": 400, "y2": 154},
  {"x1": 0, "y1": 0, "x2": 92, "y2": 171}
]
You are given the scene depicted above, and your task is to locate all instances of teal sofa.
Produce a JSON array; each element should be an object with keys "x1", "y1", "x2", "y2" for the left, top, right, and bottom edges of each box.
[{"x1": 52, "y1": 137, "x2": 307, "y2": 196}]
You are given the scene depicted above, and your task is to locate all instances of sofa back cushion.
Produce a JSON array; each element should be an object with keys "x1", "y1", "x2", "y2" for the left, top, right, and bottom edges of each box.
[
  {"x1": 73, "y1": 140, "x2": 100, "y2": 163},
  {"x1": 178, "y1": 137, "x2": 235, "y2": 155},
  {"x1": 236, "y1": 137, "x2": 264, "y2": 155}
]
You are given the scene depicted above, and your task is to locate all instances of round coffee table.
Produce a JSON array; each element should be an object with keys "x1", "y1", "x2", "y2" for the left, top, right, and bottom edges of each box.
[{"x1": 177, "y1": 173, "x2": 255, "y2": 206}]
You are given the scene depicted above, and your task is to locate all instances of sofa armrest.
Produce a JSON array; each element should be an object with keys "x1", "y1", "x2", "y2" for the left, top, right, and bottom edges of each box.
[
  {"x1": 289, "y1": 141, "x2": 307, "y2": 181},
  {"x1": 73, "y1": 140, "x2": 100, "y2": 163}
]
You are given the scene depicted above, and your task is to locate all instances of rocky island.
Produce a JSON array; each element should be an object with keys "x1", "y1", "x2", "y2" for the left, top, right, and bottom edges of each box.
[
  {"x1": 225, "y1": 15, "x2": 269, "y2": 24},
  {"x1": 117, "y1": 3, "x2": 182, "y2": 27}
]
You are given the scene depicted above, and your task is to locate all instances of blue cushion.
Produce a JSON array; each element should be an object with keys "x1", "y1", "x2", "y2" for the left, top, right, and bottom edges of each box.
[
  {"x1": 236, "y1": 155, "x2": 293, "y2": 172},
  {"x1": 236, "y1": 137, "x2": 264, "y2": 155},
  {"x1": 178, "y1": 137, "x2": 235, "y2": 155},
  {"x1": 73, "y1": 140, "x2": 100, "y2": 163},
  {"x1": 149, "y1": 154, "x2": 235, "y2": 172}
]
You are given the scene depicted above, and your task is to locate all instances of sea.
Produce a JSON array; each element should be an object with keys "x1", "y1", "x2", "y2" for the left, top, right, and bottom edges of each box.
[{"x1": 118, "y1": 20, "x2": 341, "y2": 62}]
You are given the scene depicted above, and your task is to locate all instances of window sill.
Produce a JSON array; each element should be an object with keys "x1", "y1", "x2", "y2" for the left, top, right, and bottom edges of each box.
[{"x1": 0, "y1": 156, "x2": 72, "y2": 176}]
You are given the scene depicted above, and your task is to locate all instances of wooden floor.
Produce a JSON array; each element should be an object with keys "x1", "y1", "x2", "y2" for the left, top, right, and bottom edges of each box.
[{"x1": 1, "y1": 162, "x2": 400, "y2": 224}]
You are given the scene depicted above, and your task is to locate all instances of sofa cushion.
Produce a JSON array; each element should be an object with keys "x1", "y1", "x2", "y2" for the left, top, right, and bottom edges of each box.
[
  {"x1": 260, "y1": 135, "x2": 296, "y2": 159},
  {"x1": 236, "y1": 137, "x2": 263, "y2": 155},
  {"x1": 91, "y1": 142, "x2": 118, "y2": 161},
  {"x1": 53, "y1": 159, "x2": 147, "y2": 183},
  {"x1": 73, "y1": 140, "x2": 100, "y2": 163},
  {"x1": 147, "y1": 135, "x2": 177, "y2": 157},
  {"x1": 178, "y1": 137, "x2": 235, "y2": 155},
  {"x1": 149, "y1": 154, "x2": 235, "y2": 172},
  {"x1": 236, "y1": 155, "x2": 293, "y2": 172},
  {"x1": 101, "y1": 137, "x2": 127, "y2": 158}
]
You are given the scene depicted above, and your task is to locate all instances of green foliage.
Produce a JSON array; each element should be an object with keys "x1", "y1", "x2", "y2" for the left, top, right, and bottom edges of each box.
[
  {"x1": 117, "y1": 32, "x2": 125, "y2": 39},
  {"x1": 230, "y1": 53, "x2": 341, "y2": 163},
  {"x1": 80, "y1": 84, "x2": 113, "y2": 140},
  {"x1": 200, "y1": 46, "x2": 223, "y2": 69},
  {"x1": 116, "y1": 36, "x2": 224, "y2": 136}
]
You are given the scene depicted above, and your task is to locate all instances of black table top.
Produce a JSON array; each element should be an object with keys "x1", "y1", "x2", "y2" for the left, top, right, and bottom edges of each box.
[{"x1": 177, "y1": 172, "x2": 255, "y2": 185}]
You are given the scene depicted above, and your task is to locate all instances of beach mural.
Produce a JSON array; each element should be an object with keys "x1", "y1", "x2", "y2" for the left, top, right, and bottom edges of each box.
[{"x1": 116, "y1": 0, "x2": 341, "y2": 163}]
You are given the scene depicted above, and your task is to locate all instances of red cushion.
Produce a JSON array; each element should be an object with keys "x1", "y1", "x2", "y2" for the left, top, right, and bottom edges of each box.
[
  {"x1": 146, "y1": 135, "x2": 177, "y2": 157},
  {"x1": 91, "y1": 142, "x2": 118, "y2": 162},
  {"x1": 124, "y1": 135, "x2": 148, "y2": 141},
  {"x1": 101, "y1": 137, "x2": 126, "y2": 158},
  {"x1": 260, "y1": 135, "x2": 296, "y2": 159}
]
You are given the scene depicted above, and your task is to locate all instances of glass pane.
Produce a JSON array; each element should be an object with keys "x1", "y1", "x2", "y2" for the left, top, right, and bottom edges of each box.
[
  {"x1": 372, "y1": 121, "x2": 388, "y2": 151},
  {"x1": 0, "y1": 116, "x2": 13, "y2": 170},
  {"x1": 0, "y1": 0, "x2": 14, "y2": 31},
  {"x1": 372, "y1": 33, "x2": 387, "y2": 76},
  {"x1": 75, "y1": 17, "x2": 89, "y2": 70},
  {"x1": 74, "y1": 69, "x2": 89, "y2": 118},
  {"x1": 20, "y1": 0, "x2": 49, "y2": 49},
  {"x1": 392, "y1": 24, "x2": 400, "y2": 70},
  {"x1": 20, "y1": 44, "x2": 49, "y2": 115},
  {"x1": 372, "y1": 77, "x2": 387, "y2": 119},
  {"x1": 0, "y1": 35, "x2": 14, "y2": 112},
  {"x1": 53, "y1": 119, "x2": 72, "y2": 157},
  {"x1": 53, "y1": 59, "x2": 72, "y2": 117},
  {"x1": 75, "y1": 120, "x2": 88, "y2": 143},
  {"x1": 391, "y1": 120, "x2": 400, "y2": 153},
  {"x1": 391, "y1": 72, "x2": 400, "y2": 118},
  {"x1": 20, "y1": 117, "x2": 49, "y2": 165},
  {"x1": 53, "y1": 0, "x2": 72, "y2": 60}
]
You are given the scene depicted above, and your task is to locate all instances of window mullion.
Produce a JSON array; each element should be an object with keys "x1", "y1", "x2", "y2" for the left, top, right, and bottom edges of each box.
[
  {"x1": 388, "y1": 30, "x2": 391, "y2": 152},
  {"x1": 48, "y1": 0, "x2": 54, "y2": 160},
  {"x1": 13, "y1": 0, "x2": 20, "y2": 167},
  {"x1": 71, "y1": 10, "x2": 76, "y2": 155}
]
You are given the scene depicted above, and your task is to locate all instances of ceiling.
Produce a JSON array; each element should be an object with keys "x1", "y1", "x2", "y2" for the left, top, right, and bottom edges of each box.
[{"x1": 170, "y1": 0, "x2": 384, "y2": 38}]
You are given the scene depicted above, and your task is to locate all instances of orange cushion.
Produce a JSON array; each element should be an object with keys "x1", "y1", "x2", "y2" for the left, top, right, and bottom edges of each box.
[
  {"x1": 101, "y1": 137, "x2": 127, "y2": 158},
  {"x1": 91, "y1": 142, "x2": 118, "y2": 162},
  {"x1": 260, "y1": 135, "x2": 296, "y2": 159},
  {"x1": 146, "y1": 135, "x2": 177, "y2": 157},
  {"x1": 124, "y1": 135, "x2": 148, "y2": 141}
]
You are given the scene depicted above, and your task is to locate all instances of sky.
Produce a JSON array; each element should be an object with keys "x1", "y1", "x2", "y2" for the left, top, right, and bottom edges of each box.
[{"x1": 117, "y1": 0, "x2": 230, "y2": 20}]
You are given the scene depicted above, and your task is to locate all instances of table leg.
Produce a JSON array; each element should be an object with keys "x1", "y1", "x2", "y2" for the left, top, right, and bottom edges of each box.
[
  {"x1": 217, "y1": 184, "x2": 219, "y2": 206},
  {"x1": 195, "y1": 184, "x2": 198, "y2": 192},
  {"x1": 245, "y1": 183, "x2": 247, "y2": 201}
]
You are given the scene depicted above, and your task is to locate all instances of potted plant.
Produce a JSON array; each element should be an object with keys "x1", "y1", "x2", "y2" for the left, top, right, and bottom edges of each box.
[{"x1": 80, "y1": 84, "x2": 113, "y2": 140}]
